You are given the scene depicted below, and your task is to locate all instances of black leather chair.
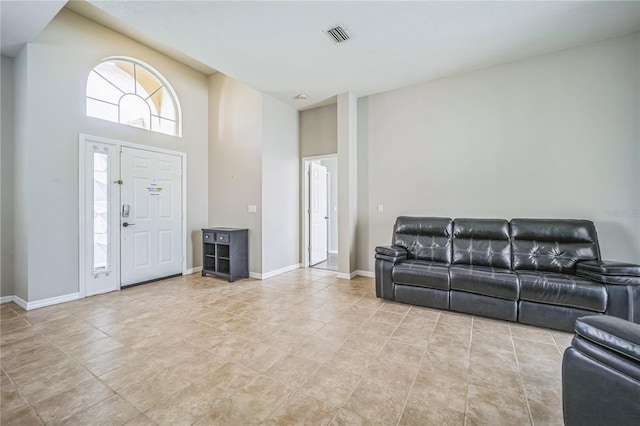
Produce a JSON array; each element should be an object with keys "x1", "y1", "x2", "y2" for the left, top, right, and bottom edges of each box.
[{"x1": 562, "y1": 315, "x2": 640, "y2": 425}]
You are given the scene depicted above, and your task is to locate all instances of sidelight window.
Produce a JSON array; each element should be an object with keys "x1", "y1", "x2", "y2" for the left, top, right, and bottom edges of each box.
[{"x1": 93, "y1": 149, "x2": 110, "y2": 272}]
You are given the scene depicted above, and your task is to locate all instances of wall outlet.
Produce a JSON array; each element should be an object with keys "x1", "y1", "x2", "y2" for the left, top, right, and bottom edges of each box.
[
  {"x1": 248, "y1": 205, "x2": 257, "y2": 213},
  {"x1": 377, "y1": 204, "x2": 384, "y2": 213}
]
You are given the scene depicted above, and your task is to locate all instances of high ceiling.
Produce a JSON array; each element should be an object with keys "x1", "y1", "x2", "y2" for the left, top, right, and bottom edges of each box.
[
  {"x1": 0, "y1": 0, "x2": 66, "y2": 57},
  {"x1": 3, "y1": 1, "x2": 639, "y2": 110}
]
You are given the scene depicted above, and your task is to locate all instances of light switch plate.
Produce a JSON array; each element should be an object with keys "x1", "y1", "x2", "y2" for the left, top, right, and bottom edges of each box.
[
  {"x1": 377, "y1": 204, "x2": 384, "y2": 213},
  {"x1": 248, "y1": 205, "x2": 257, "y2": 213}
]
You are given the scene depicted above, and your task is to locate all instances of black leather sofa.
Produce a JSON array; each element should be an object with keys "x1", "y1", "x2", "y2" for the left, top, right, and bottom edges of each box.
[
  {"x1": 562, "y1": 315, "x2": 640, "y2": 425},
  {"x1": 375, "y1": 217, "x2": 640, "y2": 331}
]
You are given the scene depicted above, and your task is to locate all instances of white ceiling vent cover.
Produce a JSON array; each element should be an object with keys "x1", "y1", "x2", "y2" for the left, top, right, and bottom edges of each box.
[{"x1": 325, "y1": 26, "x2": 351, "y2": 44}]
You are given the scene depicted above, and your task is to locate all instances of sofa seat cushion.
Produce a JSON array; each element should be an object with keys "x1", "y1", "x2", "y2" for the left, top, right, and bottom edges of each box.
[
  {"x1": 450, "y1": 265, "x2": 519, "y2": 300},
  {"x1": 518, "y1": 271, "x2": 607, "y2": 312},
  {"x1": 392, "y1": 260, "x2": 450, "y2": 290}
]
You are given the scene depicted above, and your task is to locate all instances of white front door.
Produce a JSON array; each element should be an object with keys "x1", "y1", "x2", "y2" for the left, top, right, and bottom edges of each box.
[
  {"x1": 309, "y1": 162, "x2": 328, "y2": 266},
  {"x1": 120, "y1": 147, "x2": 183, "y2": 286}
]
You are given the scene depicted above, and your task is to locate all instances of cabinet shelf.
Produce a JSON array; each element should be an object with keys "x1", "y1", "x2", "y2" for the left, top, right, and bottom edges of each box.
[{"x1": 201, "y1": 228, "x2": 248, "y2": 282}]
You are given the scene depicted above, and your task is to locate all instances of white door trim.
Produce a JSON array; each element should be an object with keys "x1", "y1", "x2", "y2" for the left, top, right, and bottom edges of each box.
[
  {"x1": 301, "y1": 154, "x2": 337, "y2": 268},
  {"x1": 79, "y1": 134, "x2": 187, "y2": 298}
]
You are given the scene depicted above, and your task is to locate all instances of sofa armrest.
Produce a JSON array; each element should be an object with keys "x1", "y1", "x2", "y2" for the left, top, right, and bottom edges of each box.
[
  {"x1": 375, "y1": 245, "x2": 408, "y2": 258},
  {"x1": 576, "y1": 260, "x2": 640, "y2": 286},
  {"x1": 575, "y1": 315, "x2": 640, "y2": 362},
  {"x1": 375, "y1": 246, "x2": 408, "y2": 265},
  {"x1": 577, "y1": 260, "x2": 640, "y2": 276},
  {"x1": 563, "y1": 315, "x2": 640, "y2": 425},
  {"x1": 374, "y1": 246, "x2": 406, "y2": 302}
]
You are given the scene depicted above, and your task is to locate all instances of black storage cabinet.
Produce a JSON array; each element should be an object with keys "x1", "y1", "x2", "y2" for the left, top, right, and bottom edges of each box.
[{"x1": 202, "y1": 228, "x2": 249, "y2": 282}]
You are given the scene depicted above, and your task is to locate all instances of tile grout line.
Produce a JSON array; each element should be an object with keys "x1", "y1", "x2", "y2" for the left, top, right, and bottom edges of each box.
[
  {"x1": 0, "y1": 363, "x2": 36, "y2": 423},
  {"x1": 462, "y1": 316, "x2": 475, "y2": 425},
  {"x1": 42, "y1": 311, "x2": 132, "y2": 422},
  {"x1": 2, "y1": 273, "x2": 564, "y2": 424},
  {"x1": 509, "y1": 323, "x2": 536, "y2": 426},
  {"x1": 7, "y1": 309, "x2": 121, "y2": 425},
  {"x1": 392, "y1": 306, "x2": 428, "y2": 426},
  {"x1": 339, "y1": 300, "x2": 413, "y2": 425}
]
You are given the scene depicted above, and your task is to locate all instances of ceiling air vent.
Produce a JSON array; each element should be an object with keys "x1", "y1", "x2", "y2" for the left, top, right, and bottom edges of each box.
[{"x1": 325, "y1": 26, "x2": 351, "y2": 44}]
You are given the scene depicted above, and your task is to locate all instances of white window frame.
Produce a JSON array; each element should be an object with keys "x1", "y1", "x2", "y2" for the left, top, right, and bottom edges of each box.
[{"x1": 86, "y1": 56, "x2": 183, "y2": 137}]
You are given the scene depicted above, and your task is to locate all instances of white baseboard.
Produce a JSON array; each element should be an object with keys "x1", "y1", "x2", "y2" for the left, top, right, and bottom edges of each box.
[
  {"x1": 336, "y1": 270, "x2": 374, "y2": 280},
  {"x1": 13, "y1": 296, "x2": 27, "y2": 310},
  {"x1": 250, "y1": 263, "x2": 301, "y2": 280},
  {"x1": 263, "y1": 263, "x2": 301, "y2": 279},
  {"x1": 13, "y1": 292, "x2": 81, "y2": 311},
  {"x1": 336, "y1": 271, "x2": 358, "y2": 280},
  {"x1": 0, "y1": 295, "x2": 15, "y2": 304},
  {"x1": 184, "y1": 266, "x2": 203, "y2": 275}
]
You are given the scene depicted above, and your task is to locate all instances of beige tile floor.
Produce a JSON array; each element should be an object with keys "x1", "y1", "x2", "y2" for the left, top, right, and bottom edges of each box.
[
  {"x1": 0, "y1": 269, "x2": 572, "y2": 425},
  {"x1": 312, "y1": 254, "x2": 338, "y2": 272}
]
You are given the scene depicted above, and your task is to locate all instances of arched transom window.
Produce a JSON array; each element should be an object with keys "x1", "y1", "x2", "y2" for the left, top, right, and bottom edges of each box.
[{"x1": 86, "y1": 57, "x2": 181, "y2": 137}]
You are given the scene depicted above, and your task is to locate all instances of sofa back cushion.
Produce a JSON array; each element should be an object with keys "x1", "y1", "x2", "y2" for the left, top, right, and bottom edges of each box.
[
  {"x1": 452, "y1": 219, "x2": 511, "y2": 269},
  {"x1": 511, "y1": 219, "x2": 600, "y2": 274},
  {"x1": 393, "y1": 217, "x2": 453, "y2": 264}
]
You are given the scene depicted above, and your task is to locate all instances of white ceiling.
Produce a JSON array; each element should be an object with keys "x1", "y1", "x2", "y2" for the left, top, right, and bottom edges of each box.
[
  {"x1": 0, "y1": 0, "x2": 66, "y2": 57},
  {"x1": 3, "y1": 1, "x2": 640, "y2": 110}
]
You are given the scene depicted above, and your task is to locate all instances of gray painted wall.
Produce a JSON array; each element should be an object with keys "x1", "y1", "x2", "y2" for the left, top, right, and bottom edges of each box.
[
  {"x1": 356, "y1": 97, "x2": 370, "y2": 273},
  {"x1": 13, "y1": 46, "x2": 29, "y2": 301},
  {"x1": 1, "y1": 55, "x2": 15, "y2": 298},
  {"x1": 5, "y1": 9, "x2": 636, "y2": 301},
  {"x1": 358, "y1": 32, "x2": 640, "y2": 272},
  {"x1": 300, "y1": 104, "x2": 337, "y2": 158},
  {"x1": 337, "y1": 93, "x2": 358, "y2": 275},
  {"x1": 263, "y1": 95, "x2": 300, "y2": 272},
  {"x1": 208, "y1": 76, "x2": 300, "y2": 275},
  {"x1": 208, "y1": 73, "x2": 263, "y2": 274},
  {"x1": 14, "y1": 10, "x2": 209, "y2": 302}
]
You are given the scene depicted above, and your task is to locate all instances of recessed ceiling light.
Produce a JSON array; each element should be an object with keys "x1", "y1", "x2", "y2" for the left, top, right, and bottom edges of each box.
[{"x1": 295, "y1": 94, "x2": 308, "y2": 100}]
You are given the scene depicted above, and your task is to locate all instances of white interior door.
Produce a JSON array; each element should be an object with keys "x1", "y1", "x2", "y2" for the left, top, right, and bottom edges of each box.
[
  {"x1": 310, "y1": 162, "x2": 328, "y2": 266},
  {"x1": 120, "y1": 147, "x2": 182, "y2": 286}
]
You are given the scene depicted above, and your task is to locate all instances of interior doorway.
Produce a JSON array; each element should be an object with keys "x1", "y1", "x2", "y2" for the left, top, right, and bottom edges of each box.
[
  {"x1": 309, "y1": 161, "x2": 328, "y2": 266},
  {"x1": 302, "y1": 155, "x2": 338, "y2": 271}
]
